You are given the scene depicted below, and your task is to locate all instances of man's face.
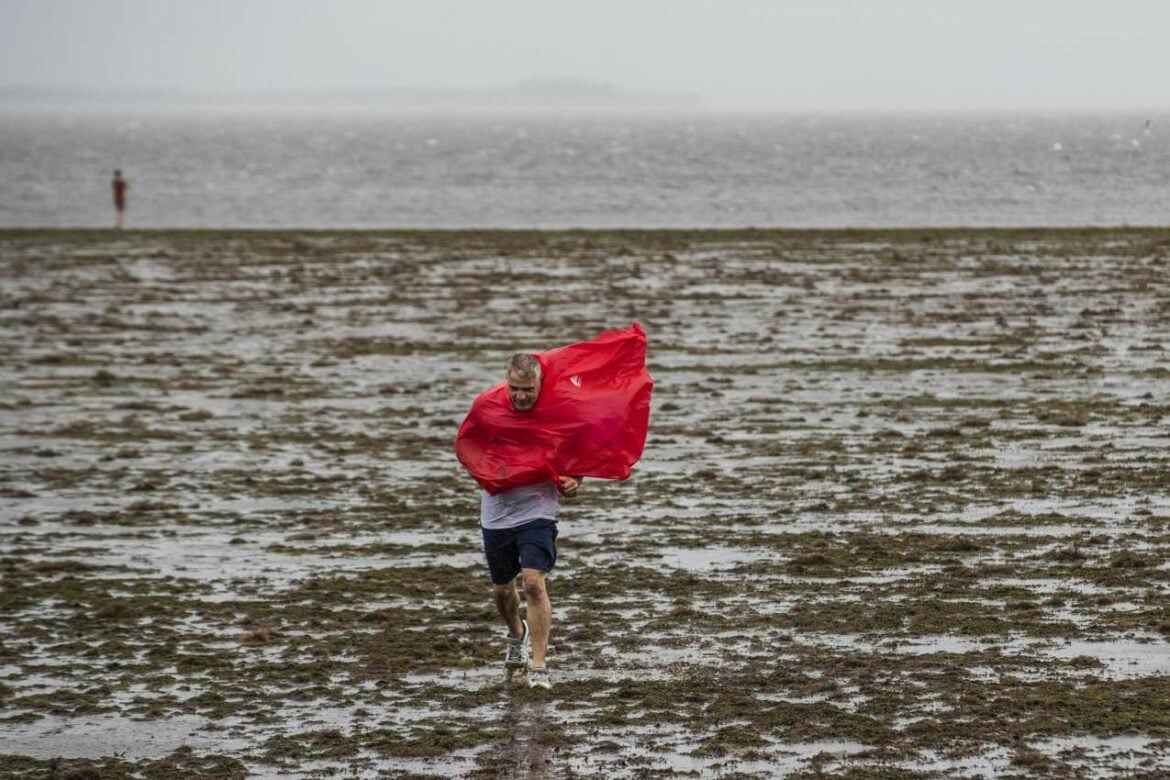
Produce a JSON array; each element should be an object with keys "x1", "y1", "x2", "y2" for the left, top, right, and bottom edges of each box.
[{"x1": 507, "y1": 371, "x2": 541, "y2": 412}]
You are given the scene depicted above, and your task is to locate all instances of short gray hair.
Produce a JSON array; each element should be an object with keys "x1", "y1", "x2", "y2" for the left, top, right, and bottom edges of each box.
[{"x1": 506, "y1": 353, "x2": 541, "y2": 380}]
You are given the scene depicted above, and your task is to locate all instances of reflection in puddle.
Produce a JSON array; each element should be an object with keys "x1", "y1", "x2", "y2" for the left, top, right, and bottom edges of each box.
[{"x1": 488, "y1": 700, "x2": 555, "y2": 778}]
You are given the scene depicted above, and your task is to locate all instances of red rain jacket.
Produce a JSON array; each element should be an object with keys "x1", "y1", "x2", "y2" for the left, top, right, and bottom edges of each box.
[{"x1": 455, "y1": 323, "x2": 653, "y2": 495}]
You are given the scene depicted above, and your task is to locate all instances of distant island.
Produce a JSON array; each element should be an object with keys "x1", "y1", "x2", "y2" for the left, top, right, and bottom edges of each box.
[{"x1": 0, "y1": 79, "x2": 704, "y2": 111}]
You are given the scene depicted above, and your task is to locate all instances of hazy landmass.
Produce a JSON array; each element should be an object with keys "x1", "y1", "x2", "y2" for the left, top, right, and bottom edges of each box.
[{"x1": 0, "y1": 78, "x2": 703, "y2": 112}]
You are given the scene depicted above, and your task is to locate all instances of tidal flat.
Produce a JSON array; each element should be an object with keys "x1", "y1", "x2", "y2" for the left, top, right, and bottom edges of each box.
[{"x1": 1, "y1": 228, "x2": 1169, "y2": 778}]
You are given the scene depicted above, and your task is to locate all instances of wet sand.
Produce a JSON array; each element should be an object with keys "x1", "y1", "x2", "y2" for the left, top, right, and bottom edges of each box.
[{"x1": 1, "y1": 228, "x2": 1169, "y2": 777}]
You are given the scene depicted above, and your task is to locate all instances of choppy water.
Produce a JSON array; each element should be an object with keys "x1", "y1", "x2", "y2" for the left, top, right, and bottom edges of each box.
[{"x1": 0, "y1": 109, "x2": 1166, "y2": 228}]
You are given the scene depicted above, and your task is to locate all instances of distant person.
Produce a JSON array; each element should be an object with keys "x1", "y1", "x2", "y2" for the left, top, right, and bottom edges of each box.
[{"x1": 111, "y1": 170, "x2": 129, "y2": 227}]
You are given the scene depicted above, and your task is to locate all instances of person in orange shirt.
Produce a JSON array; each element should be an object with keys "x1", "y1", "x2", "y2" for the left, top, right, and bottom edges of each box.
[{"x1": 111, "y1": 170, "x2": 129, "y2": 227}]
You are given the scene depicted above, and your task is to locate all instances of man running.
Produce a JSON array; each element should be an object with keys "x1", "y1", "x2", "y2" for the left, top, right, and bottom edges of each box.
[
  {"x1": 479, "y1": 353, "x2": 579, "y2": 690},
  {"x1": 457, "y1": 325, "x2": 652, "y2": 688},
  {"x1": 111, "y1": 170, "x2": 129, "y2": 228}
]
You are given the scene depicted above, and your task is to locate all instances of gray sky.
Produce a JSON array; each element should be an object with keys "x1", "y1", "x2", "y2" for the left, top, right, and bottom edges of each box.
[{"x1": 2, "y1": 0, "x2": 1168, "y2": 110}]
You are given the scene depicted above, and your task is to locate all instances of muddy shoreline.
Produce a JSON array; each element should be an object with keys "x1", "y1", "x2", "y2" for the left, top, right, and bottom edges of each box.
[{"x1": 2, "y1": 228, "x2": 1169, "y2": 777}]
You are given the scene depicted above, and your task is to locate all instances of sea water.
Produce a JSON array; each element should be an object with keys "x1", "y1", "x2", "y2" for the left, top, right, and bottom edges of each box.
[{"x1": 0, "y1": 109, "x2": 1165, "y2": 228}]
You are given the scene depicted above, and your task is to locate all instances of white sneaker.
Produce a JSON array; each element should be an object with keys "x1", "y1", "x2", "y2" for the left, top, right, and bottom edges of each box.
[
  {"x1": 528, "y1": 666, "x2": 551, "y2": 690},
  {"x1": 505, "y1": 620, "x2": 530, "y2": 670}
]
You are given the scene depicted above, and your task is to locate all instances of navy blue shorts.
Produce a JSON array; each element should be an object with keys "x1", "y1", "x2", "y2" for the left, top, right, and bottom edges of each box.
[{"x1": 481, "y1": 518, "x2": 558, "y2": 585}]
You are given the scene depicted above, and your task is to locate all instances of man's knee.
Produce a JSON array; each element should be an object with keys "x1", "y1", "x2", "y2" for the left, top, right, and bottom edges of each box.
[
  {"x1": 492, "y1": 581, "x2": 516, "y2": 600},
  {"x1": 521, "y1": 569, "x2": 547, "y2": 599}
]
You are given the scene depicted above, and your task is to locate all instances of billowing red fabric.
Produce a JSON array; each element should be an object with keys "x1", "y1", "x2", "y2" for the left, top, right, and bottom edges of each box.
[{"x1": 455, "y1": 323, "x2": 653, "y2": 495}]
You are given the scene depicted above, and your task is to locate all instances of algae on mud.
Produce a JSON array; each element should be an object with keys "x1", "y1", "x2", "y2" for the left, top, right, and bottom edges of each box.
[{"x1": 2, "y1": 228, "x2": 1169, "y2": 777}]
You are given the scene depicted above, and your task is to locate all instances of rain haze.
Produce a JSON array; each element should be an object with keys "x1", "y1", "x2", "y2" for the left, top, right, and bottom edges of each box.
[{"x1": 2, "y1": 0, "x2": 1169, "y2": 110}]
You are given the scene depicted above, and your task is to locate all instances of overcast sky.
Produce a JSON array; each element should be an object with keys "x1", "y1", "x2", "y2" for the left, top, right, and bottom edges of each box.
[{"x1": 2, "y1": 0, "x2": 1168, "y2": 110}]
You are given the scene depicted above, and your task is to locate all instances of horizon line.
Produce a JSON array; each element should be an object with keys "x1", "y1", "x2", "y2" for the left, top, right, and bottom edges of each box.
[{"x1": 2, "y1": 84, "x2": 1168, "y2": 114}]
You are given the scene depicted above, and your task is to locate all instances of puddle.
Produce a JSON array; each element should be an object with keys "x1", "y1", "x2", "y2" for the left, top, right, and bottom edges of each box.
[{"x1": 0, "y1": 714, "x2": 251, "y2": 759}]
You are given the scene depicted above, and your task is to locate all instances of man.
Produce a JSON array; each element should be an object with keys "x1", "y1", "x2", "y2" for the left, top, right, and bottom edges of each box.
[
  {"x1": 111, "y1": 170, "x2": 129, "y2": 228},
  {"x1": 480, "y1": 353, "x2": 580, "y2": 690}
]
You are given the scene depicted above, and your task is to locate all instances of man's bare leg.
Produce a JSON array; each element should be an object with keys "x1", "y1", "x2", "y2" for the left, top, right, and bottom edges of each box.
[
  {"x1": 492, "y1": 580, "x2": 524, "y2": 638},
  {"x1": 521, "y1": 568, "x2": 551, "y2": 667}
]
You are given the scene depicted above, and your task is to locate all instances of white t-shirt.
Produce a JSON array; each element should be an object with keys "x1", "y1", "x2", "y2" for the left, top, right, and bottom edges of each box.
[{"x1": 480, "y1": 482, "x2": 559, "y2": 530}]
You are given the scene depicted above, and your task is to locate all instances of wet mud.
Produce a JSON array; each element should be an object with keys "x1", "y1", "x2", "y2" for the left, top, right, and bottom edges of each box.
[{"x1": 1, "y1": 228, "x2": 1169, "y2": 777}]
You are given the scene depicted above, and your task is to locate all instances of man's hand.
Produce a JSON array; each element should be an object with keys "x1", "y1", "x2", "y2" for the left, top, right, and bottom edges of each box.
[{"x1": 558, "y1": 475, "x2": 580, "y2": 497}]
